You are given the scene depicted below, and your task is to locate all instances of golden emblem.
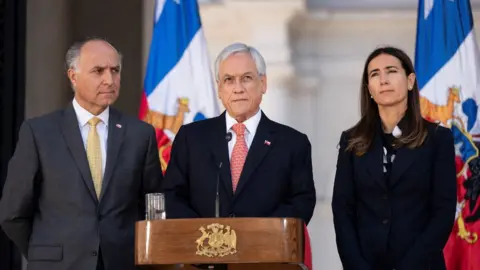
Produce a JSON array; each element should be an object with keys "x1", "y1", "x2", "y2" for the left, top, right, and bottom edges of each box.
[{"x1": 195, "y1": 223, "x2": 237, "y2": 257}]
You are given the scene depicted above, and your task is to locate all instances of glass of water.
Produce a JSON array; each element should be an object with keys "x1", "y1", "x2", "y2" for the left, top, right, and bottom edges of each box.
[{"x1": 145, "y1": 193, "x2": 166, "y2": 220}]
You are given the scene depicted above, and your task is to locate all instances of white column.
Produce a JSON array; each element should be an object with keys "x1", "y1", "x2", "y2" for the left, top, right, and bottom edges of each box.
[{"x1": 143, "y1": 0, "x2": 155, "y2": 79}]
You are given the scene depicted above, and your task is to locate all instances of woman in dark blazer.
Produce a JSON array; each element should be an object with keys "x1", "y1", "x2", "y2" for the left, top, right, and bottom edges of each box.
[{"x1": 332, "y1": 46, "x2": 457, "y2": 270}]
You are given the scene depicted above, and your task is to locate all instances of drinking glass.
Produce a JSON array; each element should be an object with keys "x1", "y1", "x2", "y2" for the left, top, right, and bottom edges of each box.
[{"x1": 145, "y1": 193, "x2": 166, "y2": 220}]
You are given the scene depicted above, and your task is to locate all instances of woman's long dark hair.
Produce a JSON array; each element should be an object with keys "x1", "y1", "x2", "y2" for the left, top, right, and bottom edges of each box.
[{"x1": 346, "y1": 46, "x2": 427, "y2": 154}]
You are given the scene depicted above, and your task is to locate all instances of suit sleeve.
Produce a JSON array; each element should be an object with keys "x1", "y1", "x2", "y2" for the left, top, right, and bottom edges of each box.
[
  {"x1": 331, "y1": 132, "x2": 372, "y2": 270},
  {"x1": 162, "y1": 125, "x2": 199, "y2": 218},
  {"x1": 139, "y1": 125, "x2": 164, "y2": 215},
  {"x1": 271, "y1": 134, "x2": 316, "y2": 225},
  {"x1": 0, "y1": 121, "x2": 39, "y2": 256},
  {"x1": 396, "y1": 127, "x2": 457, "y2": 269}
]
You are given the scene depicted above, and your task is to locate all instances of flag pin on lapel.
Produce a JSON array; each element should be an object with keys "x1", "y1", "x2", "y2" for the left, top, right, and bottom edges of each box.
[
  {"x1": 264, "y1": 140, "x2": 271, "y2": 146},
  {"x1": 116, "y1": 124, "x2": 122, "y2": 128}
]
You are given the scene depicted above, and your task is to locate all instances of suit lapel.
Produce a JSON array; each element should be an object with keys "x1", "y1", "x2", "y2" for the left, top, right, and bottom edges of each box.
[
  {"x1": 361, "y1": 132, "x2": 387, "y2": 191},
  {"x1": 387, "y1": 112, "x2": 420, "y2": 186},
  {"x1": 99, "y1": 108, "x2": 125, "y2": 201},
  {"x1": 233, "y1": 113, "x2": 275, "y2": 200},
  {"x1": 390, "y1": 146, "x2": 418, "y2": 187},
  {"x1": 209, "y1": 113, "x2": 233, "y2": 197},
  {"x1": 60, "y1": 104, "x2": 98, "y2": 203}
]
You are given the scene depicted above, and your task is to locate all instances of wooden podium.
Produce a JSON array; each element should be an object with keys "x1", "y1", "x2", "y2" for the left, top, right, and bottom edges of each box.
[{"x1": 135, "y1": 218, "x2": 306, "y2": 270}]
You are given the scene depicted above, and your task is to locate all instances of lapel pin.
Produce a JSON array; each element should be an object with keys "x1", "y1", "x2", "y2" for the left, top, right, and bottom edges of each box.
[
  {"x1": 264, "y1": 140, "x2": 271, "y2": 146},
  {"x1": 116, "y1": 124, "x2": 122, "y2": 128}
]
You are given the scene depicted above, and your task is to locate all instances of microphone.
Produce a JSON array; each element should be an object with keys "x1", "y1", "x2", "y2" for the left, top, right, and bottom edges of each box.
[
  {"x1": 215, "y1": 162, "x2": 222, "y2": 218},
  {"x1": 214, "y1": 133, "x2": 232, "y2": 218}
]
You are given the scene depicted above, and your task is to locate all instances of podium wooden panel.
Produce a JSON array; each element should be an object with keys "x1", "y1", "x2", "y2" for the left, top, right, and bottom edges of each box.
[{"x1": 135, "y1": 218, "x2": 306, "y2": 270}]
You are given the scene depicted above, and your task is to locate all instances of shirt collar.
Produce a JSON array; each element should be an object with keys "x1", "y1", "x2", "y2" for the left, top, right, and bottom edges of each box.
[
  {"x1": 392, "y1": 112, "x2": 410, "y2": 138},
  {"x1": 380, "y1": 112, "x2": 409, "y2": 138},
  {"x1": 225, "y1": 109, "x2": 262, "y2": 135},
  {"x1": 72, "y1": 98, "x2": 109, "y2": 127}
]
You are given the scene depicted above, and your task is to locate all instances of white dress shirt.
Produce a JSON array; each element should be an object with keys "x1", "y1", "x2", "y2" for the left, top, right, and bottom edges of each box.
[
  {"x1": 225, "y1": 109, "x2": 262, "y2": 159},
  {"x1": 72, "y1": 98, "x2": 109, "y2": 176}
]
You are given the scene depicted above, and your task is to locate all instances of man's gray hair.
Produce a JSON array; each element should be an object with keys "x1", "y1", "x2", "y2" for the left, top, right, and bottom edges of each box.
[
  {"x1": 65, "y1": 37, "x2": 123, "y2": 72},
  {"x1": 214, "y1": 42, "x2": 266, "y2": 81}
]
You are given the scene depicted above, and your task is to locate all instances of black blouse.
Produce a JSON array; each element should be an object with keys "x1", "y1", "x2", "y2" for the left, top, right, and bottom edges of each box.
[{"x1": 381, "y1": 132, "x2": 397, "y2": 187}]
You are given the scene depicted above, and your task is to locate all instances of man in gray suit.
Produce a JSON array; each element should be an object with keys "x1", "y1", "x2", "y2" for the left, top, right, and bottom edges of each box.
[{"x1": 0, "y1": 38, "x2": 163, "y2": 270}]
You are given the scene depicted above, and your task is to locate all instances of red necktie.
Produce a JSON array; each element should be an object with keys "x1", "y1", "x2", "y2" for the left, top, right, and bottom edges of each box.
[{"x1": 230, "y1": 123, "x2": 248, "y2": 192}]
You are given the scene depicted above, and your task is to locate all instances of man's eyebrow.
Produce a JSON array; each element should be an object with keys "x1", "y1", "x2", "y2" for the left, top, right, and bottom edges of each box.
[{"x1": 90, "y1": 65, "x2": 121, "y2": 70}]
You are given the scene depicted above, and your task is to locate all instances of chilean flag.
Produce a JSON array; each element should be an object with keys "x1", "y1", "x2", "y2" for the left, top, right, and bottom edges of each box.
[
  {"x1": 415, "y1": 0, "x2": 480, "y2": 268},
  {"x1": 139, "y1": 0, "x2": 220, "y2": 173}
]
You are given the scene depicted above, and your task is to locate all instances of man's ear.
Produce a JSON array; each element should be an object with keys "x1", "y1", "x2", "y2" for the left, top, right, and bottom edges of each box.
[
  {"x1": 217, "y1": 80, "x2": 221, "y2": 99},
  {"x1": 68, "y1": 69, "x2": 77, "y2": 88},
  {"x1": 260, "y1": 75, "x2": 267, "y2": 94}
]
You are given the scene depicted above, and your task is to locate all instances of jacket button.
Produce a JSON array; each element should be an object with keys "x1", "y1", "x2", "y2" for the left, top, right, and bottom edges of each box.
[
  {"x1": 382, "y1": 219, "x2": 389, "y2": 225},
  {"x1": 91, "y1": 251, "x2": 98, "y2": 256},
  {"x1": 229, "y1": 213, "x2": 235, "y2": 217}
]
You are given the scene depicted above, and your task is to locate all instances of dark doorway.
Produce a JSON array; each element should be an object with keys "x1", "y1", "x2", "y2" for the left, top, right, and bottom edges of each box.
[{"x1": 0, "y1": 0, "x2": 27, "y2": 269}]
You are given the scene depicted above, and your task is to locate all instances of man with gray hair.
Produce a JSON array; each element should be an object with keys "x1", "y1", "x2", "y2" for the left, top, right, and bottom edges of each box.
[
  {"x1": 0, "y1": 38, "x2": 163, "y2": 270},
  {"x1": 163, "y1": 42, "x2": 316, "y2": 224}
]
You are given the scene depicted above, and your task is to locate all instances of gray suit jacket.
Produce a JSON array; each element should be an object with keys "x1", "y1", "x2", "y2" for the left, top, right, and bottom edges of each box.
[{"x1": 0, "y1": 104, "x2": 163, "y2": 270}]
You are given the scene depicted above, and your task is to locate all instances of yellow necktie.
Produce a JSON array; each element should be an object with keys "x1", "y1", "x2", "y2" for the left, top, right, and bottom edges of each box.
[{"x1": 87, "y1": 117, "x2": 102, "y2": 198}]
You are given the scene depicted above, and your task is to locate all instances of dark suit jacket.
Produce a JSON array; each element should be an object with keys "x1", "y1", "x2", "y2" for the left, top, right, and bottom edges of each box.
[
  {"x1": 0, "y1": 104, "x2": 163, "y2": 270},
  {"x1": 163, "y1": 111, "x2": 316, "y2": 224},
  {"x1": 332, "y1": 120, "x2": 457, "y2": 270}
]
